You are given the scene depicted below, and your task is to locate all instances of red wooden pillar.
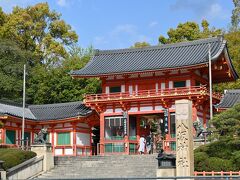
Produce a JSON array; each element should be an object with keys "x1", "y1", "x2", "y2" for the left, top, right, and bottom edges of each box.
[
  {"x1": 89, "y1": 125, "x2": 92, "y2": 156},
  {"x1": 192, "y1": 104, "x2": 197, "y2": 122},
  {"x1": 124, "y1": 112, "x2": 129, "y2": 155},
  {"x1": 51, "y1": 125, "x2": 55, "y2": 155},
  {"x1": 73, "y1": 123, "x2": 77, "y2": 156},
  {"x1": 1, "y1": 128, "x2": 4, "y2": 144},
  {"x1": 17, "y1": 126, "x2": 21, "y2": 146},
  {"x1": 136, "y1": 115, "x2": 140, "y2": 142},
  {"x1": 99, "y1": 113, "x2": 105, "y2": 155},
  {"x1": 203, "y1": 104, "x2": 207, "y2": 128},
  {"x1": 167, "y1": 108, "x2": 171, "y2": 138}
]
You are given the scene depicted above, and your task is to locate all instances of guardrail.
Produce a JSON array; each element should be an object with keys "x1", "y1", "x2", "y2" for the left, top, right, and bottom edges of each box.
[
  {"x1": 85, "y1": 86, "x2": 222, "y2": 103},
  {"x1": 194, "y1": 171, "x2": 240, "y2": 176}
]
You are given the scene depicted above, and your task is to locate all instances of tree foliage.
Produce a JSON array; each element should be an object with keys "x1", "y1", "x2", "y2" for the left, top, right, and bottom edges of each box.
[
  {"x1": 0, "y1": 39, "x2": 31, "y2": 101},
  {"x1": 27, "y1": 46, "x2": 100, "y2": 104},
  {"x1": 231, "y1": 0, "x2": 240, "y2": 31},
  {"x1": 158, "y1": 20, "x2": 222, "y2": 44},
  {"x1": 210, "y1": 103, "x2": 240, "y2": 138},
  {"x1": 0, "y1": 3, "x2": 78, "y2": 66},
  {"x1": 131, "y1": 42, "x2": 150, "y2": 48}
]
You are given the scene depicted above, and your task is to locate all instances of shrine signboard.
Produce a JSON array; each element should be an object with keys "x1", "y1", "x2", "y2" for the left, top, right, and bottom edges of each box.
[{"x1": 175, "y1": 99, "x2": 194, "y2": 178}]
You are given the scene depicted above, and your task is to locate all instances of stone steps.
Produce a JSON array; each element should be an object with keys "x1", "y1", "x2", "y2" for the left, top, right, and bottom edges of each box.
[{"x1": 35, "y1": 155, "x2": 158, "y2": 179}]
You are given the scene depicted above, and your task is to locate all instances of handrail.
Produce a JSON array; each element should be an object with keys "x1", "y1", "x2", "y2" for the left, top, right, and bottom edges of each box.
[{"x1": 85, "y1": 85, "x2": 221, "y2": 102}]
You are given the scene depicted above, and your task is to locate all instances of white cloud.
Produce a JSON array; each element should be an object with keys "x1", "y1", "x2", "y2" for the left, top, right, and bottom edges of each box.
[
  {"x1": 149, "y1": 21, "x2": 158, "y2": 28},
  {"x1": 205, "y1": 3, "x2": 229, "y2": 20},
  {"x1": 93, "y1": 24, "x2": 152, "y2": 49},
  {"x1": 111, "y1": 24, "x2": 137, "y2": 35},
  {"x1": 170, "y1": 0, "x2": 230, "y2": 21},
  {"x1": 56, "y1": 0, "x2": 82, "y2": 7},
  {"x1": 94, "y1": 36, "x2": 108, "y2": 45},
  {"x1": 57, "y1": 0, "x2": 67, "y2": 7},
  {"x1": 0, "y1": 0, "x2": 37, "y2": 12}
]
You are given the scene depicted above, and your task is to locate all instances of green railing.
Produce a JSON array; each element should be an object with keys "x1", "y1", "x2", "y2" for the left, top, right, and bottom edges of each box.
[
  {"x1": 105, "y1": 136, "x2": 124, "y2": 140},
  {"x1": 104, "y1": 143, "x2": 125, "y2": 153},
  {"x1": 129, "y1": 143, "x2": 138, "y2": 154},
  {"x1": 129, "y1": 136, "x2": 137, "y2": 140}
]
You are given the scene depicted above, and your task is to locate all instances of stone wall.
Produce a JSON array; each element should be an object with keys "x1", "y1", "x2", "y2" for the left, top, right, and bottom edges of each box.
[{"x1": 7, "y1": 156, "x2": 43, "y2": 180}]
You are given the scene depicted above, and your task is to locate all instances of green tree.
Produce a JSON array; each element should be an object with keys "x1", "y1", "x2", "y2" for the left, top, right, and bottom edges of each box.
[
  {"x1": 231, "y1": 0, "x2": 240, "y2": 31},
  {"x1": 0, "y1": 3, "x2": 78, "y2": 66},
  {"x1": 0, "y1": 39, "x2": 31, "y2": 101},
  {"x1": 131, "y1": 42, "x2": 150, "y2": 48},
  {"x1": 27, "y1": 46, "x2": 100, "y2": 104},
  {"x1": 158, "y1": 20, "x2": 221, "y2": 44},
  {"x1": 210, "y1": 103, "x2": 240, "y2": 139}
]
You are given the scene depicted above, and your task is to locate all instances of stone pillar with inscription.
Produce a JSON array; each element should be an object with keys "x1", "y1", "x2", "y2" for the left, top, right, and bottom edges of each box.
[{"x1": 175, "y1": 99, "x2": 194, "y2": 178}]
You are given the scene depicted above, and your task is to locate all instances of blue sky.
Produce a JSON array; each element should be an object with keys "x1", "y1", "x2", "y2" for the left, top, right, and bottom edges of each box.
[{"x1": 0, "y1": 0, "x2": 234, "y2": 50}]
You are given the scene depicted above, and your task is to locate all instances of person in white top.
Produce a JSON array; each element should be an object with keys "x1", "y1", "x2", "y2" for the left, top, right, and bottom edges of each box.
[{"x1": 138, "y1": 135, "x2": 146, "y2": 154}]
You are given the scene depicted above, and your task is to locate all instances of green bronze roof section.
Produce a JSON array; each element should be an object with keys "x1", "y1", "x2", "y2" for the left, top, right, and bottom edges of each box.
[
  {"x1": 216, "y1": 90, "x2": 240, "y2": 109},
  {"x1": 71, "y1": 36, "x2": 238, "y2": 79}
]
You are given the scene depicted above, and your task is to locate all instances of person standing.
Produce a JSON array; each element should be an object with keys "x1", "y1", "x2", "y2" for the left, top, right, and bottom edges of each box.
[{"x1": 138, "y1": 135, "x2": 146, "y2": 154}]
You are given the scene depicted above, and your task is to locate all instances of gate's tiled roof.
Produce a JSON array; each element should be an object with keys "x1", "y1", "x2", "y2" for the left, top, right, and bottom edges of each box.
[
  {"x1": 71, "y1": 36, "x2": 237, "y2": 78},
  {"x1": 0, "y1": 101, "x2": 92, "y2": 120},
  {"x1": 216, "y1": 90, "x2": 240, "y2": 109}
]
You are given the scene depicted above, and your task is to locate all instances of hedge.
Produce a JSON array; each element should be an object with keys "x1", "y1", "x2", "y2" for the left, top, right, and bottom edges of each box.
[
  {"x1": 0, "y1": 148, "x2": 36, "y2": 170},
  {"x1": 194, "y1": 138, "x2": 240, "y2": 171}
]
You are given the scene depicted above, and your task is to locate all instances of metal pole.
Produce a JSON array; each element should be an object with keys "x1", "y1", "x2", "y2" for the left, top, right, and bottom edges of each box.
[
  {"x1": 21, "y1": 64, "x2": 26, "y2": 149},
  {"x1": 208, "y1": 44, "x2": 213, "y2": 120}
]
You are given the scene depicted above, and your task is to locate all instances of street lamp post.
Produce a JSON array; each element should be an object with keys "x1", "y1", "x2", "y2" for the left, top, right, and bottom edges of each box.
[{"x1": 21, "y1": 64, "x2": 26, "y2": 149}]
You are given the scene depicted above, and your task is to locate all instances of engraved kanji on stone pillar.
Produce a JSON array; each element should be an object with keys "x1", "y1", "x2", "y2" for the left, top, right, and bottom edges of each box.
[{"x1": 175, "y1": 99, "x2": 194, "y2": 178}]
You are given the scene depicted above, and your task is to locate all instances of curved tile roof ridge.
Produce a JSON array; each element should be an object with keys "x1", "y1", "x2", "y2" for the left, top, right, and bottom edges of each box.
[
  {"x1": 0, "y1": 101, "x2": 92, "y2": 121},
  {"x1": 28, "y1": 101, "x2": 84, "y2": 109},
  {"x1": 216, "y1": 89, "x2": 240, "y2": 109},
  {"x1": 71, "y1": 36, "x2": 232, "y2": 77},
  {"x1": 95, "y1": 36, "x2": 223, "y2": 55}
]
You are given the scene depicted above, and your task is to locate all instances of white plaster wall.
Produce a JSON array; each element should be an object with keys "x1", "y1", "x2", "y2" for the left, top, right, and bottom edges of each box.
[
  {"x1": 76, "y1": 132, "x2": 90, "y2": 146},
  {"x1": 186, "y1": 80, "x2": 191, "y2": 87},
  {"x1": 169, "y1": 81, "x2": 173, "y2": 88},
  {"x1": 65, "y1": 148, "x2": 73, "y2": 155},
  {"x1": 106, "y1": 86, "x2": 109, "y2": 94},
  {"x1": 115, "y1": 108, "x2": 123, "y2": 113},
  {"x1": 129, "y1": 107, "x2": 138, "y2": 112},
  {"x1": 140, "y1": 106, "x2": 152, "y2": 111},
  {"x1": 121, "y1": 85, "x2": 125, "y2": 92},
  {"x1": 155, "y1": 105, "x2": 163, "y2": 110},
  {"x1": 105, "y1": 108, "x2": 113, "y2": 113},
  {"x1": 129, "y1": 85, "x2": 133, "y2": 94},
  {"x1": 155, "y1": 83, "x2": 159, "y2": 92},
  {"x1": 135, "y1": 85, "x2": 138, "y2": 94},
  {"x1": 161, "y1": 83, "x2": 165, "y2": 89},
  {"x1": 55, "y1": 149, "x2": 63, "y2": 155}
]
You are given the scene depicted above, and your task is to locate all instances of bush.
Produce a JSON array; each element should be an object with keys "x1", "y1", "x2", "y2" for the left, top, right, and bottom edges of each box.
[
  {"x1": 194, "y1": 139, "x2": 240, "y2": 171},
  {"x1": 194, "y1": 152, "x2": 209, "y2": 171},
  {"x1": 205, "y1": 157, "x2": 233, "y2": 171},
  {"x1": 0, "y1": 148, "x2": 36, "y2": 170},
  {"x1": 231, "y1": 151, "x2": 240, "y2": 170}
]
